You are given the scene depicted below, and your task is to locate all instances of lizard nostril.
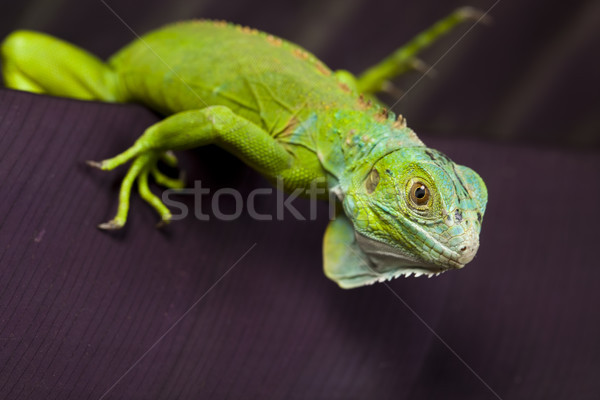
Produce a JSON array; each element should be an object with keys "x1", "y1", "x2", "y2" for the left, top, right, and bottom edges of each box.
[{"x1": 460, "y1": 246, "x2": 467, "y2": 252}]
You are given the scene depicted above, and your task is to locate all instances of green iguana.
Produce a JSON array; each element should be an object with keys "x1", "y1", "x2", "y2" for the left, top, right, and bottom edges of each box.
[{"x1": 0, "y1": 8, "x2": 488, "y2": 288}]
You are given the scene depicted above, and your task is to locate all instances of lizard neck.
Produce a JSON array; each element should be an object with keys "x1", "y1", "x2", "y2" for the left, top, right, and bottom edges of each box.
[{"x1": 315, "y1": 107, "x2": 425, "y2": 199}]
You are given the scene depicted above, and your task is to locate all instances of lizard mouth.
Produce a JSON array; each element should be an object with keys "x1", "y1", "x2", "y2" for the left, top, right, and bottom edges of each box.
[{"x1": 337, "y1": 229, "x2": 478, "y2": 288}]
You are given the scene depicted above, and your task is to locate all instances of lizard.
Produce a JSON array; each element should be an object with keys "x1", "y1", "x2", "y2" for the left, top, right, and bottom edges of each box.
[{"x1": 0, "y1": 7, "x2": 488, "y2": 288}]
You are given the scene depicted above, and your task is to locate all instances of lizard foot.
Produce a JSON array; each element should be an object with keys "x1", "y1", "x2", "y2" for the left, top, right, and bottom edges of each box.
[{"x1": 88, "y1": 149, "x2": 185, "y2": 230}]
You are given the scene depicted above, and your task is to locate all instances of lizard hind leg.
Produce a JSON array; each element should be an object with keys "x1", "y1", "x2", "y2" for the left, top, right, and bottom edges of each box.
[{"x1": 1, "y1": 30, "x2": 122, "y2": 101}]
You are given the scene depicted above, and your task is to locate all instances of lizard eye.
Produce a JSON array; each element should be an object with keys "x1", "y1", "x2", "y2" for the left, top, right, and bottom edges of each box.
[
  {"x1": 409, "y1": 182, "x2": 430, "y2": 206},
  {"x1": 365, "y1": 169, "x2": 380, "y2": 194}
]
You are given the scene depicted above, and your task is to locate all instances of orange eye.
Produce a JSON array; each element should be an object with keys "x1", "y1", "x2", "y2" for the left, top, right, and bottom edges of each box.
[{"x1": 409, "y1": 182, "x2": 430, "y2": 206}]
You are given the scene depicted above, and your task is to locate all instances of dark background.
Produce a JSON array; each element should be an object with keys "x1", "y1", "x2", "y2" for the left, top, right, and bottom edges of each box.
[{"x1": 0, "y1": 0, "x2": 599, "y2": 399}]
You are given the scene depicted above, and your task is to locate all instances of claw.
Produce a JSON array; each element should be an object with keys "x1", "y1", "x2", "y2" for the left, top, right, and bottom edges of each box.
[
  {"x1": 155, "y1": 216, "x2": 171, "y2": 229},
  {"x1": 92, "y1": 148, "x2": 182, "y2": 230},
  {"x1": 161, "y1": 150, "x2": 179, "y2": 167},
  {"x1": 151, "y1": 166, "x2": 186, "y2": 189},
  {"x1": 98, "y1": 219, "x2": 125, "y2": 230},
  {"x1": 456, "y1": 6, "x2": 493, "y2": 25},
  {"x1": 381, "y1": 81, "x2": 405, "y2": 98},
  {"x1": 86, "y1": 160, "x2": 104, "y2": 169},
  {"x1": 409, "y1": 58, "x2": 437, "y2": 78}
]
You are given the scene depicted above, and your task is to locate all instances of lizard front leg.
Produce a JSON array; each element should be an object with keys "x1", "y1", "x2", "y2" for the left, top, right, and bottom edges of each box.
[{"x1": 88, "y1": 105, "x2": 294, "y2": 229}]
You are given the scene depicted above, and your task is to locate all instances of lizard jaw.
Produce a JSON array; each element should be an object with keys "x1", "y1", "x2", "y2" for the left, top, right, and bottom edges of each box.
[
  {"x1": 342, "y1": 231, "x2": 473, "y2": 288},
  {"x1": 336, "y1": 266, "x2": 448, "y2": 289}
]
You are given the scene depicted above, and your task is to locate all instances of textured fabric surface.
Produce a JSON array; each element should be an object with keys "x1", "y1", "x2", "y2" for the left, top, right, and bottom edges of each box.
[{"x1": 0, "y1": 89, "x2": 598, "y2": 399}]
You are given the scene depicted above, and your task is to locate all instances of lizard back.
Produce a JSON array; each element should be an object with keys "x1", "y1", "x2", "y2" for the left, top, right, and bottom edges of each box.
[{"x1": 109, "y1": 21, "x2": 357, "y2": 137}]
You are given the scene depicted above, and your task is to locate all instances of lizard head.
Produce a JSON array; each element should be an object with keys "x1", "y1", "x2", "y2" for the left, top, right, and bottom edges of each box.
[{"x1": 337, "y1": 147, "x2": 487, "y2": 287}]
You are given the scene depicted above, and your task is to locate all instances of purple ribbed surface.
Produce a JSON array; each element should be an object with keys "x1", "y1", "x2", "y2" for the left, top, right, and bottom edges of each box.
[{"x1": 0, "y1": 89, "x2": 599, "y2": 399}]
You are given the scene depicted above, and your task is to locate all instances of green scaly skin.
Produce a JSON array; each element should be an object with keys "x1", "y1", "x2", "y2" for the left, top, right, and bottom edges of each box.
[{"x1": 0, "y1": 7, "x2": 488, "y2": 288}]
